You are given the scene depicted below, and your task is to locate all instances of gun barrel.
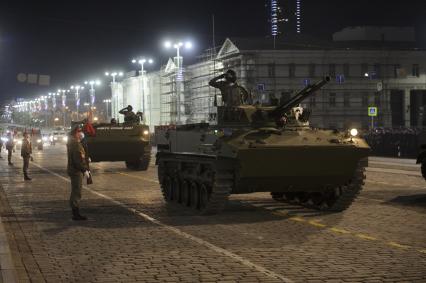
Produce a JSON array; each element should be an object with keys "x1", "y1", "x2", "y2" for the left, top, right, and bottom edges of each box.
[{"x1": 271, "y1": 76, "x2": 330, "y2": 118}]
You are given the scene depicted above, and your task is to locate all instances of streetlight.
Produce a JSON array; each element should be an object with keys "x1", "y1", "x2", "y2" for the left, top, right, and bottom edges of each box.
[
  {"x1": 103, "y1": 99, "x2": 111, "y2": 121},
  {"x1": 132, "y1": 58, "x2": 154, "y2": 115},
  {"x1": 105, "y1": 71, "x2": 123, "y2": 83},
  {"x1": 70, "y1": 85, "x2": 84, "y2": 120},
  {"x1": 164, "y1": 40, "x2": 192, "y2": 123},
  {"x1": 84, "y1": 80, "x2": 101, "y2": 107}
]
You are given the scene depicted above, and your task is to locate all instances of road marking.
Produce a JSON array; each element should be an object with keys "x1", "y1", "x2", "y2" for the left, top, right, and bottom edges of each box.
[
  {"x1": 289, "y1": 217, "x2": 305, "y2": 222},
  {"x1": 30, "y1": 161, "x2": 293, "y2": 283},
  {"x1": 308, "y1": 221, "x2": 326, "y2": 228},
  {"x1": 329, "y1": 227, "x2": 351, "y2": 234},
  {"x1": 356, "y1": 234, "x2": 377, "y2": 241},
  {"x1": 387, "y1": 242, "x2": 410, "y2": 249}
]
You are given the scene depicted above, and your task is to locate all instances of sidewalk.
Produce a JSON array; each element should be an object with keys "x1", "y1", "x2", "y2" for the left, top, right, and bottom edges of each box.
[{"x1": 0, "y1": 213, "x2": 17, "y2": 283}]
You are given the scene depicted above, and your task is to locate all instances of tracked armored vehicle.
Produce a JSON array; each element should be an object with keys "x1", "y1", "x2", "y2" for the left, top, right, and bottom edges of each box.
[
  {"x1": 75, "y1": 121, "x2": 152, "y2": 170},
  {"x1": 156, "y1": 77, "x2": 370, "y2": 214}
]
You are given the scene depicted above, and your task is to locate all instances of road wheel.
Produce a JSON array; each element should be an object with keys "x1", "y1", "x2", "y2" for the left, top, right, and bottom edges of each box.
[
  {"x1": 199, "y1": 184, "x2": 210, "y2": 210},
  {"x1": 190, "y1": 182, "x2": 200, "y2": 210},
  {"x1": 172, "y1": 178, "x2": 181, "y2": 203},
  {"x1": 180, "y1": 180, "x2": 190, "y2": 206},
  {"x1": 162, "y1": 176, "x2": 173, "y2": 202}
]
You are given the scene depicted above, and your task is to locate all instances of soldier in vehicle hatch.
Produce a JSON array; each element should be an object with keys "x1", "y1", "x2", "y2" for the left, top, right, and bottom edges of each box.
[
  {"x1": 209, "y1": 69, "x2": 250, "y2": 107},
  {"x1": 119, "y1": 105, "x2": 139, "y2": 124}
]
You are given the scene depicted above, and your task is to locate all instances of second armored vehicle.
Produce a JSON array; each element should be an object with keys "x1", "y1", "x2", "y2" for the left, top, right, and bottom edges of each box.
[
  {"x1": 156, "y1": 77, "x2": 370, "y2": 214},
  {"x1": 76, "y1": 121, "x2": 152, "y2": 170}
]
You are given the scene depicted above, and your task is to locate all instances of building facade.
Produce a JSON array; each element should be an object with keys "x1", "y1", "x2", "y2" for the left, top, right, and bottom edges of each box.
[{"x1": 111, "y1": 34, "x2": 426, "y2": 131}]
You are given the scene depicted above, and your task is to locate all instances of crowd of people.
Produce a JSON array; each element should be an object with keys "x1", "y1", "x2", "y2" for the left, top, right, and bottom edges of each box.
[{"x1": 362, "y1": 127, "x2": 425, "y2": 158}]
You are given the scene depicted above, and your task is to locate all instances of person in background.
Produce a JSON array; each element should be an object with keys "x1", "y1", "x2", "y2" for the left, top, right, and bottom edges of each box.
[
  {"x1": 21, "y1": 132, "x2": 32, "y2": 181},
  {"x1": 0, "y1": 134, "x2": 3, "y2": 159},
  {"x1": 5, "y1": 132, "x2": 14, "y2": 165}
]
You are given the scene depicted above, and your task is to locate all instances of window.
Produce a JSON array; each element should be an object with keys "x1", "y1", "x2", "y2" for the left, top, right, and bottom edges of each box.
[
  {"x1": 329, "y1": 93, "x2": 336, "y2": 107},
  {"x1": 328, "y1": 64, "x2": 336, "y2": 77},
  {"x1": 309, "y1": 63, "x2": 316, "y2": 78},
  {"x1": 344, "y1": 93, "x2": 350, "y2": 107},
  {"x1": 289, "y1": 63, "x2": 296, "y2": 78},
  {"x1": 361, "y1": 93, "x2": 369, "y2": 107},
  {"x1": 412, "y1": 64, "x2": 420, "y2": 77},
  {"x1": 361, "y1": 63, "x2": 368, "y2": 77},
  {"x1": 267, "y1": 63, "x2": 276, "y2": 78},
  {"x1": 343, "y1": 63, "x2": 350, "y2": 78}
]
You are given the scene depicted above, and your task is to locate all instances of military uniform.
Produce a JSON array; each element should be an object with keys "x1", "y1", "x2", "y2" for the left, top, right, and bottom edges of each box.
[
  {"x1": 5, "y1": 136, "x2": 14, "y2": 165},
  {"x1": 21, "y1": 137, "x2": 32, "y2": 180},
  {"x1": 209, "y1": 74, "x2": 249, "y2": 107},
  {"x1": 67, "y1": 136, "x2": 89, "y2": 212}
]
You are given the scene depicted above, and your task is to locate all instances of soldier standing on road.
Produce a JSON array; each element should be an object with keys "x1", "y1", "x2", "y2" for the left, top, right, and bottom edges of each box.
[
  {"x1": 67, "y1": 125, "x2": 90, "y2": 221},
  {"x1": 21, "y1": 132, "x2": 32, "y2": 181},
  {"x1": 209, "y1": 69, "x2": 249, "y2": 107},
  {"x1": 5, "y1": 132, "x2": 14, "y2": 165}
]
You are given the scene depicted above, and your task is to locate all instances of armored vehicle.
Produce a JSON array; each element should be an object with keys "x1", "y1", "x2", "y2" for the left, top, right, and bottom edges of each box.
[
  {"x1": 156, "y1": 77, "x2": 370, "y2": 214},
  {"x1": 74, "y1": 121, "x2": 151, "y2": 170}
]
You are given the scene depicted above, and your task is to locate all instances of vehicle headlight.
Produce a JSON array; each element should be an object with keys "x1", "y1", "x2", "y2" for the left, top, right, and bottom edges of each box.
[
  {"x1": 63, "y1": 136, "x2": 68, "y2": 142},
  {"x1": 143, "y1": 130, "x2": 149, "y2": 136},
  {"x1": 42, "y1": 137, "x2": 48, "y2": 141},
  {"x1": 37, "y1": 139, "x2": 42, "y2": 143},
  {"x1": 350, "y1": 128, "x2": 358, "y2": 137}
]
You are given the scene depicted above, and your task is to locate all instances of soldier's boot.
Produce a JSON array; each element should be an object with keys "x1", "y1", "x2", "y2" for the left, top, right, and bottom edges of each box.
[
  {"x1": 72, "y1": 208, "x2": 87, "y2": 221},
  {"x1": 24, "y1": 173, "x2": 32, "y2": 181}
]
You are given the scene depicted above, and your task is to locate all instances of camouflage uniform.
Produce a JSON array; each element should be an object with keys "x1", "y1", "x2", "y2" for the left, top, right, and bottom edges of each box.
[
  {"x1": 67, "y1": 136, "x2": 89, "y2": 210},
  {"x1": 209, "y1": 74, "x2": 249, "y2": 107},
  {"x1": 5, "y1": 136, "x2": 14, "y2": 165},
  {"x1": 20, "y1": 137, "x2": 32, "y2": 180}
]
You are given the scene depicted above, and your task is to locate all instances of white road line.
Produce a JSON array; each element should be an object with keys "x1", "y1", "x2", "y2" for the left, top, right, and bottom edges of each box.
[{"x1": 30, "y1": 161, "x2": 293, "y2": 283}]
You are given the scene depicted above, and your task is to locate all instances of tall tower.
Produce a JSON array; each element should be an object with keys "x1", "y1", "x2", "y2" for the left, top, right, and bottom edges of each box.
[
  {"x1": 295, "y1": 0, "x2": 302, "y2": 33},
  {"x1": 267, "y1": 0, "x2": 301, "y2": 38}
]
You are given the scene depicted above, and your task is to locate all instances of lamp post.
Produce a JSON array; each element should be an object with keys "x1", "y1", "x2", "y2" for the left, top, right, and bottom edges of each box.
[
  {"x1": 105, "y1": 71, "x2": 123, "y2": 83},
  {"x1": 105, "y1": 72, "x2": 122, "y2": 120},
  {"x1": 70, "y1": 85, "x2": 84, "y2": 120},
  {"x1": 132, "y1": 58, "x2": 153, "y2": 115},
  {"x1": 84, "y1": 80, "x2": 101, "y2": 108},
  {"x1": 164, "y1": 40, "x2": 192, "y2": 124},
  {"x1": 58, "y1": 89, "x2": 70, "y2": 127},
  {"x1": 103, "y1": 99, "x2": 111, "y2": 121}
]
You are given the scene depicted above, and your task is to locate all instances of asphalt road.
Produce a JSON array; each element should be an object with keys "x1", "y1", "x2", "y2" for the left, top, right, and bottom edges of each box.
[{"x1": 0, "y1": 144, "x2": 425, "y2": 283}]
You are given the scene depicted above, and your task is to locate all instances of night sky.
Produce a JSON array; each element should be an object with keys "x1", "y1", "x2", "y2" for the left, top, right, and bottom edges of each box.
[{"x1": 0, "y1": 0, "x2": 425, "y2": 102}]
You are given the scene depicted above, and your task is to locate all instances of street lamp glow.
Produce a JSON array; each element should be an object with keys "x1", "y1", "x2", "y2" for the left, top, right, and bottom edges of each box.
[
  {"x1": 164, "y1": 41, "x2": 172, "y2": 48},
  {"x1": 185, "y1": 42, "x2": 192, "y2": 49},
  {"x1": 54, "y1": 117, "x2": 59, "y2": 121},
  {"x1": 105, "y1": 71, "x2": 123, "y2": 83}
]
